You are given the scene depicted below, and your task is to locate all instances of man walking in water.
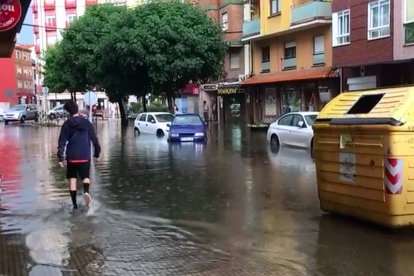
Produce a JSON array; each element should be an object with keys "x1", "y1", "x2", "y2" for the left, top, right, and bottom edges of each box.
[{"x1": 57, "y1": 101, "x2": 101, "y2": 210}]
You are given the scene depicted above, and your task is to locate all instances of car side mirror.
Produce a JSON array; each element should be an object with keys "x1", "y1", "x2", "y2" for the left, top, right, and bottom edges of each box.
[
  {"x1": 298, "y1": 121, "x2": 305, "y2": 128},
  {"x1": 26, "y1": 107, "x2": 30, "y2": 111},
  {"x1": 204, "y1": 121, "x2": 208, "y2": 126},
  {"x1": 167, "y1": 124, "x2": 171, "y2": 127},
  {"x1": 151, "y1": 120, "x2": 155, "y2": 124}
]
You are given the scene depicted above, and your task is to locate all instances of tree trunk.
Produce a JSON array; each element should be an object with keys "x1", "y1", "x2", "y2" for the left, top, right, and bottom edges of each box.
[
  {"x1": 142, "y1": 95, "x2": 147, "y2": 112},
  {"x1": 166, "y1": 90, "x2": 174, "y2": 114},
  {"x1": 117, "y1": 98, "x2": 128, "y2": 128}
]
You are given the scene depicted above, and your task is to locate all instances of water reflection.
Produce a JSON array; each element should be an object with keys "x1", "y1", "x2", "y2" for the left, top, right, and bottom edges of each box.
[{"x1": 1, "y1": 123, "x2": 414, "y2": 275}]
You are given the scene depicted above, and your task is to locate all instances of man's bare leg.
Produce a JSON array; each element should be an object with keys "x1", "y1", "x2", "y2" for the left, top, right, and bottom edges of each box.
[
  {"x1": 83, "y1": 178, "x2": 92, "y2": 209},
  {"x1": 69, "y1": 178, "x2": 78, "y2": 209}
]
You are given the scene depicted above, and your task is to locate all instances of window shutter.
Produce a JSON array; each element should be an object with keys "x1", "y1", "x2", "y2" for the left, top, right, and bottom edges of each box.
[{"x1": 332, "y1": 12, "x2": 339, "y2": 46}]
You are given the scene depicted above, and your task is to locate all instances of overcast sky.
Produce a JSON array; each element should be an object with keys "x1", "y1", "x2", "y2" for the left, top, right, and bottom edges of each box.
[{"x1": 17, "y1": 11, "x2": 34, "y2": 44}]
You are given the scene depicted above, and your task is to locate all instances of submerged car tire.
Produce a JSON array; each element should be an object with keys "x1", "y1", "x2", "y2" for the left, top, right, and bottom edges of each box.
[
  {"x1": 156, "y1": 129, "x2": 164, "y2": 137},
  {"x1": 20, "y1": 116, "x2": 26, "y2": 124},
  {"x1": 270, "y1": 134, "x2": 280, "y2": 147},
  {"x1": 134, "y1": 127, "x2": 140, "y2": 136}
]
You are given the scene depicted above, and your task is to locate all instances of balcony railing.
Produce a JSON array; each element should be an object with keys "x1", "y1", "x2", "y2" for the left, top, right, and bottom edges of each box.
[
  {"x1": 86, "y1": 0, "x2": 98, "y2": 6},
  {"x1": 291, "y1": 0, "x2": 332, "y2": 26},
  {"x1": 242, "y1": 19, "x2": 260, "y2": 38},
  {"x1": 261, "y1": 61, "x2": 270, "y2": 73},
  {"x1": 44, "y1": 0, "x2": 55, "y2": 10},
  {"x1": 313, "y1": 53, "x2": 325, "y2": 65},
  {"x1": 65, "y1": 0, "x2": 76, "y2": 9},
  {"x1": 46, "y1": 22, "x2": 56, "y2": 31},
  {"x1": 284, "y1": 58, "x2": 296, "y2": 69}
]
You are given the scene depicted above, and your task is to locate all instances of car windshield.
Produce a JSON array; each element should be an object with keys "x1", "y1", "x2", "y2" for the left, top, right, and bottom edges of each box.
[
  {"x1": 156, "y1": 114, "x2": 174, "y2": 123},
  {"x1": 10, "y1": 105, "x2": 26, "y2": 111},
  {"x1": 173, "y1": 115, "x2": 202, "y2": 126},
  {"x1": 305, "y1": 115, "x2": 317, "y2": 126}
]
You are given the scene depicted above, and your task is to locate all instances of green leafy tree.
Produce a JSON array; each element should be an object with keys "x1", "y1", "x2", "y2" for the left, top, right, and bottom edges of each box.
[{"x1": 117, "y1": 1, "x2": 227, "y2": 112}]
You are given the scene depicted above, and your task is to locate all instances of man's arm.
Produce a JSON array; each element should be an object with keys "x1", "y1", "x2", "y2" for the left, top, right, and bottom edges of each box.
[
  {"x1": 57, "y1": 123, "x2": 69, "y2": 162},
  {"x1": 89, "y1": 123, "x2": 101, "y2": 158}
]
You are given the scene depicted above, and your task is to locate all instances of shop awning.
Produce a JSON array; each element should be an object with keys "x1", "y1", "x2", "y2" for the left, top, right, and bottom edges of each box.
[{"x1": 241, "y1": 67, "x2": 338, "y2": 86}]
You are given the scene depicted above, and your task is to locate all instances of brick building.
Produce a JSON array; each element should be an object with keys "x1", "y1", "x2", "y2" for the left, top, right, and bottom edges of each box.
[
  {"x1": 15, "y1": 44, "x2": 36, "y2": 104},
  {"x1": 332, "y1": 0, "x2": 414, "y2": 91}
]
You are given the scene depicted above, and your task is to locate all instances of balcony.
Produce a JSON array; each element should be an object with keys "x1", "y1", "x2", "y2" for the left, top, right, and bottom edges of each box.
[
  {"x1": 291, "y1": 0, "x2": 331, "y2": 27},
  {"x1": 86, "y1": 0, "x2": 98, "y2": 6},
  {"x1": 44, "y1": 0, "x2": 55, "y2": 10},
  {"x1": 242, "y1": 19, "x2": 260, "y2": 38},
  {"x1": 32, "y1": 3, "x2": 38, "y2": 13},
  {"x1": 313, "y1": 53, "x2": 325, "y2": 65},
  {"x1": 65, "y1": 0, "x2": 76, "y2": 9},
  {"x1": 284, "y1": 58, "x2": 296, "y2": 69}
]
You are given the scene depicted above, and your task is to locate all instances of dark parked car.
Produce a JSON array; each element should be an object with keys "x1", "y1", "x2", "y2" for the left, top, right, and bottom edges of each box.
[{"x1": 168, "y1": 113, "x2": 207, "y2": 143}]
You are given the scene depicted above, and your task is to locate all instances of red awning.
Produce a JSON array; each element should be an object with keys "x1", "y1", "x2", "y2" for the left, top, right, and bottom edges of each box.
[
  {"x1": 241, "y1": 67, "x2": 338, "y2": 86},
  {"x1": 180, "y1": 84, "x2": 200, "y2": 95}
]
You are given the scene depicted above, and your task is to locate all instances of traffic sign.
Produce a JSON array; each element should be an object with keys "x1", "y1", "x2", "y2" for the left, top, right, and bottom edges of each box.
[{"x1": 83, "y1": 91, "x2": 98, "y2": 106}]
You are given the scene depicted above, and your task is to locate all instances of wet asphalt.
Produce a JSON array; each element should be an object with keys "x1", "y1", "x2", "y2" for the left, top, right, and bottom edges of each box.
[{"x1": 1, "y1": 121, "x2": 414, "y2": 275}]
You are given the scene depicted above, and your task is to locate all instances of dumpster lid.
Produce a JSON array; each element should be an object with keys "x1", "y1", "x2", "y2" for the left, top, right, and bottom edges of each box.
[{"x1": 316, "y1": 86, "x2": 414, "y2": 125}]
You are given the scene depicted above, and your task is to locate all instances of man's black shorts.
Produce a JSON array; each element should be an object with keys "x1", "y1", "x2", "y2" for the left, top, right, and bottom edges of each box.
[{"x1": 67, "y1": 161, "x2": 90, "y2": 180}]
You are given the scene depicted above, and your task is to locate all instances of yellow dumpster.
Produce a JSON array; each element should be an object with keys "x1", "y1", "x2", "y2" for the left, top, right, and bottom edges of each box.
[{"x1": 313, "y1": 86, "x2": 414, "y2": 228}]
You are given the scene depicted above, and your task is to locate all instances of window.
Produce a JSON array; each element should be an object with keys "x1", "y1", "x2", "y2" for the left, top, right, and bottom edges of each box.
[
  {"x1": 270, "y1": 0, "x2": 281, "y2": 16},
  {"x1": 261, "y1": 46, "x2": 270, "y2": 72},
  {"x1": 139, "y1": 114, "x2": 147, "y2": 122},
  {"x1": 314, "y1": 36, "x2": 325, "y2": 54},
  {"x1": 229, "y1": 49, "x2": 240, "y2": 69},
  {"x1": 67, "y1": 14, "x2": 77, "y2": 25},
  {"x1": 46, "y1": 16, "x2": 56, "y2": 28},
  {"x1": 222, "y1": 12, "x2": 228, "y2": 31},
  {"x1": 284, "y1": 42, "x2": 296, "y2": 59},
  {"x1": 147, "y1": 115, "x2": 155, "y2": 123},
  {"x1": 47, "y1": 35, "x2": 57, "y2": 46},
  {"x1": 368, "y1": 0, "x2": 390, "y2": 39},
  {"x1": 405, "y1": 0, "x2": 414, "y2": 44},
  {"x1": 17, "y1": 81, "x2": 23, "y2": 89},
  {"x1": 292, "y1": 115, "x2": 304, "y2": 127},
  {"x1": 17, "y1": 66, "x2": 22, "y2": 74},
  {"x1": 333, "y1": 10, "x2": 350, "y2": 46},
  {"x1": 16, "y1": 51, "x2": 21, "y2": 59},
  {"x1": 278, "y1": 115, "x2": 293, "y2": 126}
]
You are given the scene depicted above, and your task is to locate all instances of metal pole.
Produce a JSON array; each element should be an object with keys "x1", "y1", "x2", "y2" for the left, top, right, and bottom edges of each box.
[{"x1": 89, "y1": 92, "x2": 92, "y2": 123}]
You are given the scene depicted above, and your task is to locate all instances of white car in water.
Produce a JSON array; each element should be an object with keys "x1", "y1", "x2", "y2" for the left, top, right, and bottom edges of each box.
[
  {"x1": 134, "y1": 112, "x2": 174, "y2": 137},
  {"x1": 267, "y1": 112, "x2": 318, "y2": 150}
]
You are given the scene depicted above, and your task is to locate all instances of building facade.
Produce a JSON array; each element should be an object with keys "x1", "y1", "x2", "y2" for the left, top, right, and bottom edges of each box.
[
  {"x1": 332, "y1": 0, "x2": 414, "y2": 91},
  {"x1": 196, "y1": 0, "x2": 246, "y2": 124},
  {"x1": 241, "y1": 0, "x2": 339, "y2": 126},
  {"x1": 15, "y1": 44, "x2": 36, "y2": 104}
]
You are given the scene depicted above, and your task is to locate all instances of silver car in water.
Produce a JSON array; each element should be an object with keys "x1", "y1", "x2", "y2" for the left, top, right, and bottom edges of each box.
[{"x1": 4, "y1": 104, "x2": 39, "y2": 125}]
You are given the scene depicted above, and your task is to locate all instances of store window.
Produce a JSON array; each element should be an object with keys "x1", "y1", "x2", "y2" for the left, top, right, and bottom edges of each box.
[{"x1": 281, "y1": 89, "x2": 300, "y2": 114}]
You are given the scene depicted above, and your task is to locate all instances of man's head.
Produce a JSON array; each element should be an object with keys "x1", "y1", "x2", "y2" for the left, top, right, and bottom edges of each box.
[{"x1": 63, "y1": 101, "x2": 79, "y2": 116}]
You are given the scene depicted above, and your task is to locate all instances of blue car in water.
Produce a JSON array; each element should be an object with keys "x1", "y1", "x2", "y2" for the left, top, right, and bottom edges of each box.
[{"x1": 168, "y1": 113, "x2": 207, "y2": 142}]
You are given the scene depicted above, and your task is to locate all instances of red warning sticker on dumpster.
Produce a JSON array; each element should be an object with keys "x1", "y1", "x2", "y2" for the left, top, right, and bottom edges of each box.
[{"x1": 385, "y1": 158, "x2": 403, "y2": 195}]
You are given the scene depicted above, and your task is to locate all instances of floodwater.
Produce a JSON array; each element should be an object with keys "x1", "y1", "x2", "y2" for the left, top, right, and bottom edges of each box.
[{"x1": 1, "y1": 121, "x2": 414, "y2": 275}]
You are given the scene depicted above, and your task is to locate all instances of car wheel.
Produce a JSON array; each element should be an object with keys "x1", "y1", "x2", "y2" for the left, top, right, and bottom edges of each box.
[
  {"x1": 134, "y1": 127, "x2": 140, "y2": 136},
  {"x1": 20, "y1": 116, "x2": 26, "y2": 124},
  {"x1": 156, "y1": 129, "x2": 164, "y2": 137},
  {"x1": 4, "y1": 120, "x2": 9, "y2": 125},
  {"x1": 310, "y1": 138, "x2": 315, "y2": 158},
  {"x1": 270, "y1": 134, "x2": 280, "y2": 152}
]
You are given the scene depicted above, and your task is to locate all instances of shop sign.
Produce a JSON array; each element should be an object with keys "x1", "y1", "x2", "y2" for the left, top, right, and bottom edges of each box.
[
  {"x1": 201, "y1": 84, "x2": 218, "y2": 91},
  {"x1": 0, "y1": 0, "x2": 22, "y2": 32},
  {"x1": 217, "y1": 87, "x2": 246, "y2": 95}
]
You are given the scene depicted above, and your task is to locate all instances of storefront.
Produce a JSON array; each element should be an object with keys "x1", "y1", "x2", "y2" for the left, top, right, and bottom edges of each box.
[
  {"x1": 176, "y1": 83, "x2": 201, "y2": 114},
  {"x1": 217, "y1": 85, "x2": 246, "y2": 125},
  {"x1": 242, "y1": 67, "x2": 339, "y2": 126}
]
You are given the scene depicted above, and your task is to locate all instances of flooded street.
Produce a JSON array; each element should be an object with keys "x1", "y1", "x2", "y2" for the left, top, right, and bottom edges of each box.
[{"x1": 1, "y1": 121, "x2": 414, "y2": 275}]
